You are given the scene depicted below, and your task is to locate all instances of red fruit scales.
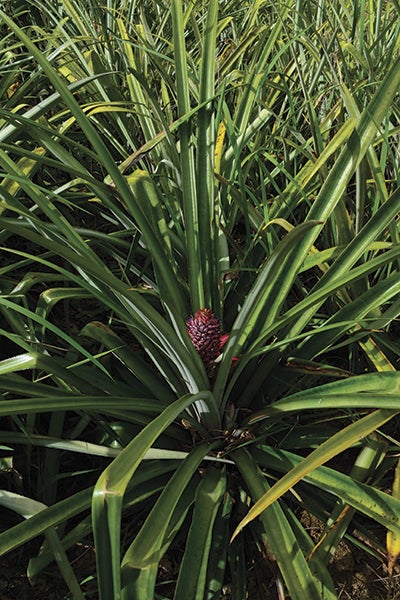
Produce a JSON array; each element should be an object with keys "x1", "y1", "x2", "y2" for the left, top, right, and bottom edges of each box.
[{"x1": 186, "y1": 308, "x2": 222, "y2": 369}]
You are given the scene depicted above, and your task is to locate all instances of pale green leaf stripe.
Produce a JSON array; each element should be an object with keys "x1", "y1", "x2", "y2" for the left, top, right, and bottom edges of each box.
[
  {"x1": 116, "y1": 19, "x2": 157, "y2": 143},
  {"x1": 233, "y1": 409, "x2": 398, "y2": 539},
  {"x1": 0, "y1": 431, "x2": 233, "y2": 464},
  {"x1": 275, "y1": 371, "x2": 400, "y2": 396},
  {"x1": 0, "y1": 353, "x2": 36, "y2": 373}
]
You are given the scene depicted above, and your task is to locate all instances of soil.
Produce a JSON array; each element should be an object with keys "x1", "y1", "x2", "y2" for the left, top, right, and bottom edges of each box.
[
  {"x1": 0, "y1": 513, "x2": 399, "y2": 599},
  {"x1": 300, "y1": 511, "x2": 400, "y2": 600},
  {"x1": 0, "y1": 388, "x2": 399, "y2": 600}
]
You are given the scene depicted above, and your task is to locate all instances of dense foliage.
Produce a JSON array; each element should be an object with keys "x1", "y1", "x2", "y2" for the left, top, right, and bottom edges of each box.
[{"x1": 0, "y1": 0, "x2": 400, "y2": 598}]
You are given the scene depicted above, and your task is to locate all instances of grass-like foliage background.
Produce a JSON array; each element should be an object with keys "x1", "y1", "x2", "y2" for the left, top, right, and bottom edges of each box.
[{"x1": 0, "y1": 0, "x2": 400, "y2": 598}]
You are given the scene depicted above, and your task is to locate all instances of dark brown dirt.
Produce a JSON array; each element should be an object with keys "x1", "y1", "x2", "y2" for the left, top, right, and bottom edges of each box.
[{"x1": 1, "y1": 522, "x2": 399, "y2": 599}]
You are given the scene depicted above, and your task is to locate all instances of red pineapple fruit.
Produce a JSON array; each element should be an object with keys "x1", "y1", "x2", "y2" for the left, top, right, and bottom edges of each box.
[{"x1": 186, "y1": 308, "x2": 222, "y2": 371}]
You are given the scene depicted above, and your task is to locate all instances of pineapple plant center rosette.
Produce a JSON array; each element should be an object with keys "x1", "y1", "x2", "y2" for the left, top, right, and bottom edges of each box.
[{"x1": 0, "y1": 1, "x2": 399, "y2": 599}]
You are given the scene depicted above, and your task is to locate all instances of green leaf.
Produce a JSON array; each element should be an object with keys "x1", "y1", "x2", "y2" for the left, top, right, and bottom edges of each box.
[
  {"x1": 171, "y1": 0, "x2": 202, "y2": 310},
  {"x1": 247, "y1": 372, "x2": 400, "y2": 421},
  {"x1": 387, "y1": 458, "x2": 400, "y2": 577},
  {"x1": 173, "y1": 466, "x2": 226, "y2": 600},
  {"x1": 196, "y1": 0, "x2": 220, "y2": 311},
  {"x1": 233, "y1": 409, "x2": 398, "y2": 539},
  {"x1": 121, "y1": 443, "x2": 214, "y2": 572},
  {"x1": 253, "y1": 444, "x2": 400, "y2": 533},
  {"x1": 92, "y1": 392, "x2": 209, "y2": 600},
  {"x1": 233, "y1": 449, "x2": 336, "y2": 600},
  {"x1": 214, "y1": 220, "x2": 322, "y2": 403}
]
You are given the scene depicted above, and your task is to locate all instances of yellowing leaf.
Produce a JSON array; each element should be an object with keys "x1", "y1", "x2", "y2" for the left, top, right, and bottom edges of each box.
[
  {"x1": 387, "y1": 458, "x2": 400, "y2": 578},
  {"x1": 214, "y1": 119, "x2": 226, "y2": 175}
]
